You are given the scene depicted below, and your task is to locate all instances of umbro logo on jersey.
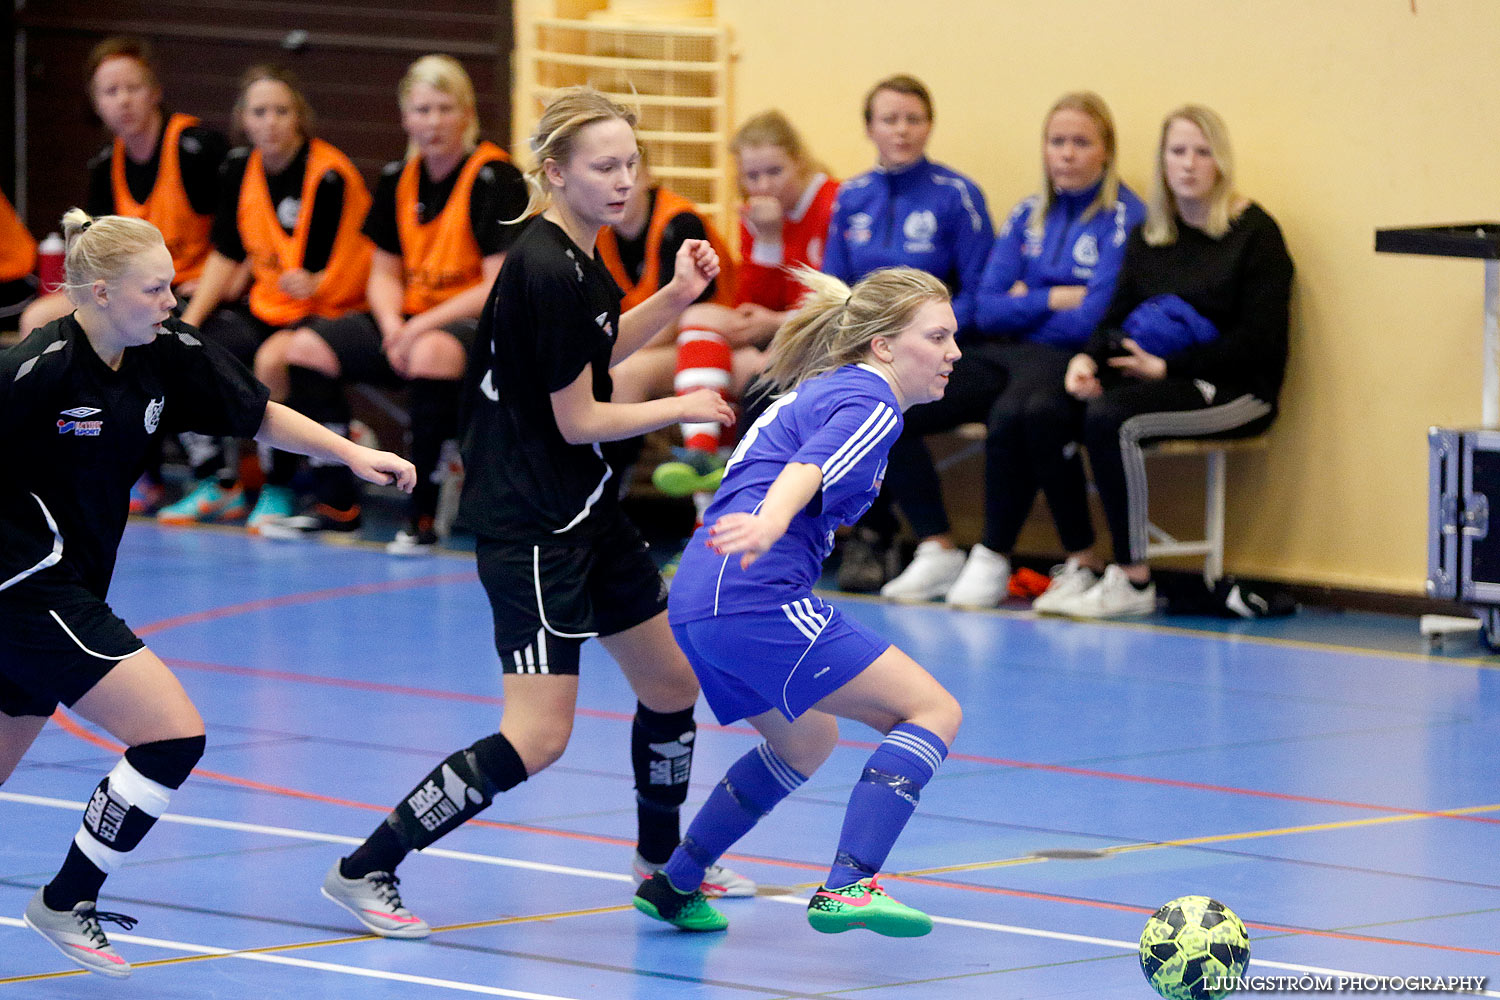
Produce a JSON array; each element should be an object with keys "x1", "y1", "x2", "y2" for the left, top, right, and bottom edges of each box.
[
  {"x1": 60, "y1": 406, "x2": 101, "y2": 418},
  {"x1": 595, "y1": 312, "x2": 614, "y2": 338}
]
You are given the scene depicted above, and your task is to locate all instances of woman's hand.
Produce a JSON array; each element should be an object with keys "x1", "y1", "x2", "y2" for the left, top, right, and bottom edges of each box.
[
  {"x1": 742, "y1": 196, "x2": 784, "y2": 241},
  {"x1": 667, "y1": 239, "x2": 721, "y2": 305},
  {"x1": 677, "y1": 387, "x2": 735, "y2": 427},
  {"x1": 1047, "y1": 285, "x2": 1087, "y2": 311},
  {"x1": 1107, "y1": 338, "x2": 1168, "y2": 381},
  {"x1": 277, "y1": 268, "x2": 320, "y2": 300},
  {"x1": 733, "y1": 302, "x2": 783, "y2": 346},
  {"x1": 708, "y1": 510, "x2": 787, "y2": 568},
  {"x1": 1064, "y1": 352, "x2": 1102, "y2": 399},
  {"x1": 346, "y1": 447, "x2": 417, "y2": 492}
]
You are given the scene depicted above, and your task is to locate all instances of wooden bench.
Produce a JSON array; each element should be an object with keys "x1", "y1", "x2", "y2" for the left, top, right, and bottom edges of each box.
[{"x1": 934, "y1": 423, "x2": 1268, "y2": 582}]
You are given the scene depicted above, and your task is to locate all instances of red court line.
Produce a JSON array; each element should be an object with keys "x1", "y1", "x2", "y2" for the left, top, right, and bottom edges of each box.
[
  {"x1": 898, "y1": 875, "x2": 1500, "y2": 958},
  {"x1": 136, "y1": 575, "x2": 1500, "y2": 829},
  {"x1": 160, "y1": 656, "x2": 1500, "y2": 828},
  {"x1": 47, "y1": 713, "x2": 1500, "y2": 958},
  {"x1": 135, "y1": 572, "x2": 477, "y2": 637},
  {"x1": 44, "y1": 713, "x2": 1500, "y2": 959},
  {"x1": 47, "y1": 711, "x2": 815, "y2": 867}
]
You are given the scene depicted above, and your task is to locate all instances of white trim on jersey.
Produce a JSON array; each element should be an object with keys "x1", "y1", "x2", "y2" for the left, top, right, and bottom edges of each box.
[
  {"x1": 932, "y1": 173, "x2": 986, "y2": 233},
  {"x1": 712, "y1": 499, "x2": 764, "y2": 616},
  {"x1": 551, "y1": 444, "x2": 613, "y2": 535},
  {"x1": 821, "y1": 402, "x2": 897, "y2": 489},
  {"x1": 0, "y1": 494, "x2": 65, "y2": 594},
  {"x1": 531, "y1": 546, "x2": 600, "y2": 639},
  {"x1": 789, "y1": 173, "x2": 829, "y2": 224},
  {"x1": 48, "y1": 610, "x2": 144, "y2": 662}
]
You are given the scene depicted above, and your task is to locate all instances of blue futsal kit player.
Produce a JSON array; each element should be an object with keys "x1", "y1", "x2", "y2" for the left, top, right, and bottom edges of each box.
[{"x1": 634, "y1": 265, "x2": 965, "y2": 936}]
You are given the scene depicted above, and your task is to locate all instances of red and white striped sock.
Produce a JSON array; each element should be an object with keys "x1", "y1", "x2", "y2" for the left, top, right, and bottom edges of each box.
[{"x1": 673, "y1": 326, "x2": 734, "y2": 453}]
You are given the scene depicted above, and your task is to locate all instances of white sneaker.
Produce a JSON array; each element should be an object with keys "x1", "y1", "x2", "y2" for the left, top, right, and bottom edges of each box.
[
  {"x1": 320, "y1": 861, "x2": 431, "y2": 938},
  {"x1": 1030, "y1": 558, "x2": 1101, "y2": 615},
  {"x1": 1054, "y1": 564, "x2": 1157, "y2": 618},
  {"x1": 944, "y1": 544, "x2": 1011, "y2": 607},
  {"x1": 631, "y1": 851, "x2": 757, "y2": 898},
  {"x1": 879, "y1": 541, "x2": 966, "y2": 601},
  {"x1": 23, "y1": 889, "x2": 134, "y2": 978}
]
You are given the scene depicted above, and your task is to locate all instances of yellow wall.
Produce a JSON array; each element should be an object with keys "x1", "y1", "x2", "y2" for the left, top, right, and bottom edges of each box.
[{"x1": 522, "y1": 0, "x2": 1500, "y2": 594}]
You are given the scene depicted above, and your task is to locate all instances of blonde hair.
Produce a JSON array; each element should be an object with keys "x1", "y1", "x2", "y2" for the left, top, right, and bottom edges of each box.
[
  {"x1": 232, "y1": 64, "x2": 316, "y2": 146},
  {"x1": 1144, "y1": 104, "x2": 1240, "y2": 245},
  {"x1": 398, "y1": 54, "x2": 479, "y2": 158},
  {"x1": 516, "y1": 86, "x2": 638, "y2": 222},
  {"x1": 1027, "y1": 91, "x2": 1122, "y2": 238},
  {"x1": 59, "y1": 208, "x2": 166, "y2": 301},
  {"x1": 762, "y1": 266, "x2": 950, "y2": 392},
  {"x1": 731, "y1": 110, "x2": 826, "y2": 187}
]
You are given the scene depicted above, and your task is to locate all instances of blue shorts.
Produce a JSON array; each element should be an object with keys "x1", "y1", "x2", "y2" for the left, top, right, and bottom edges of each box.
[{"x1": 672, "y1": 597, "x2": 890, "y2": 724}]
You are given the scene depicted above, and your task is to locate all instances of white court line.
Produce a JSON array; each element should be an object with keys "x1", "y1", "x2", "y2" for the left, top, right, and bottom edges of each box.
[
  {"x1": 6, "y1": 792, "x2": 1495, "y2": 996},
  {"x1": 0, "y1": 792, "x2": 631, "y2": 883},
  {"x1": 772, "y1": 898, "x2": 1500, "y2": 996},
  {"x1": 0, "y1": 916, "x2": 580, "y2": 999}
]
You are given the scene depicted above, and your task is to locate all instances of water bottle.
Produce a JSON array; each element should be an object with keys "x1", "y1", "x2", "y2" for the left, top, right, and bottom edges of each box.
[{"x1": 37, "y1": 232, "x2": 65, "y2": 293}]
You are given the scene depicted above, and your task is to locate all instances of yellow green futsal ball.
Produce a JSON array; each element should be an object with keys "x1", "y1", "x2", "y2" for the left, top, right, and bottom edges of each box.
[{"x1": 1138, "y1": 895, "x2": 1251, "y2": 1000}]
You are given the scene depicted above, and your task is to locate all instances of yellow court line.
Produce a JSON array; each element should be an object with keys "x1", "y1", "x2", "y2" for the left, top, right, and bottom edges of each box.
[
  {"x1": 828, "y1": 587, "x2": 1500, "y2": 671},
  {"x1": 896, "y1": 801, "x2": 1500, "y2": 878},
  {"x1": 0, "y1": 903, "x2": 632, "y2": 985}
]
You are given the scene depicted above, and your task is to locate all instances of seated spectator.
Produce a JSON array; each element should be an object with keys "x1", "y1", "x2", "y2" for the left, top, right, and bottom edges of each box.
[
  {"x1": 820, "y1": 73, "x2": 994, "y2": 591},
  {"x1": 257, "y1": 54, "x2": 526, "y2": 554},
  {"x1": 613, "y1": 111, "x2": 837, "y2": 498},
  {"x1": 1047, "y1": 104, "x2": 1294, "y2": 618},
  {"x1": 0, "y1": 187, "x2": 37, "y2": 327},
  {"x1": 20, "y1": 37, "x2": 228, "y2": 514},
  {"x1": 161, "y1": 64, "x2": 373, "y2": 530},
  {"x1": 878, "y1": 92, "x2": 1145, "y2": 604},
  {"x1": 593, "y1": 155, "x2": 738, "y2": 514}
]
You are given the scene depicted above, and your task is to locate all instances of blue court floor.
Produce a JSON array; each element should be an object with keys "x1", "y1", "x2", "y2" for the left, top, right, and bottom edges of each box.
[{"x1": 2, "y1": 522, "x2": 1497, "y2": 998}]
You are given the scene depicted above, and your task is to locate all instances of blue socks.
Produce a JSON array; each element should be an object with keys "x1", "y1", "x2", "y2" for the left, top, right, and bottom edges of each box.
[
  {"x1": 825, "y1": 723, "x2": 948, "y2": 890},
  {"x1": 662, "y1": 743, "x2": 807, "y2": 892}
]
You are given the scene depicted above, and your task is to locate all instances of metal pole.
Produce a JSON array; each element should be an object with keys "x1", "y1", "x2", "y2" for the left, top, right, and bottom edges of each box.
[{"x1": 1485, "y1": 258, "x2": 1498, "y2": 428}]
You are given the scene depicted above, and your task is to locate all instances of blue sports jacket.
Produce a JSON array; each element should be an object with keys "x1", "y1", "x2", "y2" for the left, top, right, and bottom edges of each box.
[
  {"x1": 822, "y1": 157, "x2": 993, "y2": 333},
  {"x1": 975, "y1": 180, "x2": 1146, "y2": 349}
]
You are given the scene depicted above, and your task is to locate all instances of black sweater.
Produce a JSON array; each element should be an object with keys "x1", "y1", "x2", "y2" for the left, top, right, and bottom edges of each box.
[{"x1": 1089, "y1": 202, "x2": 1294, "y2": 404}]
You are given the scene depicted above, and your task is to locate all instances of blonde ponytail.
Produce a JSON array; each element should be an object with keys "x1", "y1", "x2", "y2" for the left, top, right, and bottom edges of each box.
[
  {"x1": 762, "y1": 265, "x2": 950, "y2": 392},
  {"x1": 59, "y1": 208, "x2": 165, "y2": 302}
]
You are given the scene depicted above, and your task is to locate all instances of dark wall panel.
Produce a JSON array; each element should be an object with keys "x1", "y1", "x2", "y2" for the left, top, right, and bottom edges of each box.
[{"x1": 15, "y1": 1, "x2": 512, "y2": 236}]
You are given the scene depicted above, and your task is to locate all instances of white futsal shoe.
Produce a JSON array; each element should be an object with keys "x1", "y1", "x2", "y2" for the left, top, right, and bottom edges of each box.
[
  {"x1": 321, "y1": 861, "x2": 431, "y2": 938},
  {"x1": 1029, "y1": 558, "x2": 1101, "y2": 615},
  {"x1": 943, "y1": 544, "x2": 1011, "y2": 607},
  {"x1": 632, "y1": 852, "x2": 758, "y2": 898},
  {"x1": 23, "y1": 889, "x2": 134, "y2": 978},
  {"x1": 879, "y1": 541, "x2": 966, "y2": 601},
  {"x1": 1053, "y1": 565, "x2": 1157, "y2": 618}
]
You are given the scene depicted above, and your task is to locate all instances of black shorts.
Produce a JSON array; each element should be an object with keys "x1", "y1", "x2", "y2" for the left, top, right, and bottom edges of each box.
[
  {"x1": 0, "y1": 580, "x2": 146, "y2": 718},
  {"x1": 475, "y1": 517, "x2": 669, "y2": 676},
  {"x1": 197, "y1": 305, "x2": 275, "y2": 368},
  {"x1": 313, "y1": 312, "x2": 478, "y2": 387}
]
